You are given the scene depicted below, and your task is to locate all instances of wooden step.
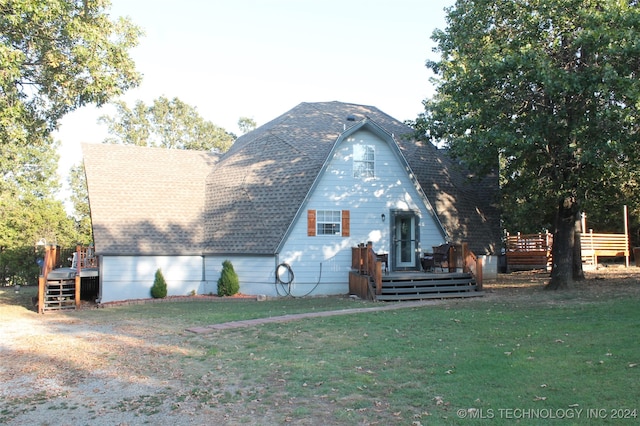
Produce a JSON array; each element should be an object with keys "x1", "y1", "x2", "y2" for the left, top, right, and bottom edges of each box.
[
  {"x1": 376, "y1": 291, "x2": 484, "y2": 301},
  {"x1": 382, "y1": 278, "x2": 477, "y2": 287},
  {"x1": 381, "y1": 284, "x2": 478, "y2": 294},
  {"x1": 43, "y1": 279, "x2": 76, "y2": 311},
  {"x1": 376, "y1": 272, "x2": 480, "y2": 302}
]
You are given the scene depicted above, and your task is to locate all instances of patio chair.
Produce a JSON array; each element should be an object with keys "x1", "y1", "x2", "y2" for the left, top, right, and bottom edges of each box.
[
  {"x1": 421, "y1": 253, "x2": 435, "y2": 272},
  {"x1": 432, "y1": 243, "x2": 450, "y2": 272},
  {"x1": 375, "y1": 252, "x2": 389, "y2": 275}
]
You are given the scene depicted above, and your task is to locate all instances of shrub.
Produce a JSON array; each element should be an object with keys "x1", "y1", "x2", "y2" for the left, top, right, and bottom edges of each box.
[
  {"x1": 217, "y1": 260, "x2": 239, "y2": 296},
  {"x1": 151, "y1": 268, "x2": 168, "y2": 298}
]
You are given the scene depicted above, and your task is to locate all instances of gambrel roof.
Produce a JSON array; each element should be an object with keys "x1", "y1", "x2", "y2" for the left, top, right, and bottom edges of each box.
[
  {"x1": 83, "y1": 101, "x2": 500, "y2": 257},
  {"x1": 204, "y1": 101, "x2": 499, "y2": 255}
]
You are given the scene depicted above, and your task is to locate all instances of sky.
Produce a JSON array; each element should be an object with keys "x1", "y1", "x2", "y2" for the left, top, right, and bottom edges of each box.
[{"x1": 54, "y1": 0, "x2": 454, "y2": 200}]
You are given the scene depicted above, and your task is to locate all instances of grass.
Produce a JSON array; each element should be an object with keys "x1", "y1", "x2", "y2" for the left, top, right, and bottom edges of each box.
[
  {"x1": 193, "y1": 298, "x2": 639, "y2": 424},
  {"x1": 2, "y1": 272, "x2": 640, "y2": 424}
]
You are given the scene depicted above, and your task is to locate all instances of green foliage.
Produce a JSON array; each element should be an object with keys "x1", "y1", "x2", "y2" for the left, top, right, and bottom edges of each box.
[
  {"x1": 0, "y1": 0, "x2": 140, "y2": 284},
  {"x1": 0, "y1": 0, "x2": 141, "y2": 198},
  {"x1": 217, "y1": 260, "x2": 239, "y2": 296},
  {"x1": 0, "y1": 194, "x2": 81, "y2": 286},
  {"x1": 237, "y1": 116, "x2": 257, "y2": 135},
  {"x1": 67, "y1": 163, "x2": 92, "y2": 245},
  {"x1": 151, "y1": 269, "x2": 168, "y2": 299},
  {"x1": 419, "y1": 0, "x2": 640, "y2": 227},
  {"x1": 417, "y1": 0, "x2": 640, "y2": 284},
  {"x1": 99, "y1": 96, "x2": 236, "y2": 153}
]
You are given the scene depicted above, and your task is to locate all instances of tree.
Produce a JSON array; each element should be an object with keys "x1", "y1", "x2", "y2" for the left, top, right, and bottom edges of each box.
[
  {"x1": 237, "y1": 116, "x2": 257, "y2": 135},
  {"x1": 0, "y1": 194, "x2": 80, "y2": 285},
  {"x1": 0, "y1": 0, "x2": 142, "y2": 198},
  {"x1": 417, "y1": 0, "x2": 640, "y2": 289},
  {"x1": 217, "y1": 260, "x2": 239, "y2": 296},
  {"x1": 0, "y1": 0, "x2": 141, "y2": 284},
  {"x1": 150, "y1": 268, "x2": 167, "y2": 298},
  {"x1": 68, "y1": 163, "x2": 93, "y2": 245},
  {"x1": 99, "y1": 96, "x2": 235, "y2": 152}
]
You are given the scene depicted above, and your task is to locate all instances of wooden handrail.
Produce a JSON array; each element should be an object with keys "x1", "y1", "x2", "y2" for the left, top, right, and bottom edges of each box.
[
  {"x1": 365, "y1": 243, "x2": 383, "y2": 296},
  {"x1": 37, "y1": 244, "x2": 97, "y2": 313},
  {"x1": 351, "y1": 243, "x2": 383, "y2": 298},
  {"x1": 460, "y1": 243, "x2": 483, "y2": 290},
  {"x1": 37, "y1": 245, "x2": 57, "y2": 314}
]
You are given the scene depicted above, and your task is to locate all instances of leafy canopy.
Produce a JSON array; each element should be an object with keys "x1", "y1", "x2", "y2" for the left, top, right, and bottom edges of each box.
[
  {"x1": 0, "y1": 0, "x2": 141, "y2": 283},
  {"x1": 99, "y1": 96, "x2": 236, "y2": 152},
  {"x1": 417, "y1": 0, "x2": 640, "y2": 287},
  {"x1": 0, "y1": 0, "x2": 142, "y2": 197},
  {"x1": 418, "y1": 0, "x2": 640, "y2": 232}
]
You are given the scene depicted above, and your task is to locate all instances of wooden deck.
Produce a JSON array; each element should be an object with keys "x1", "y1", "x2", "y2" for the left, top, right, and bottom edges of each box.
[
  {"x1": 349, "y1": 242, "x2": 483, "y2": 301},
  {"x1": 506, "y1": 231, "x2": 630, "y2": 272},
  {"x1": 38, "y1": 245, "x2": 99, "y2": 313}
]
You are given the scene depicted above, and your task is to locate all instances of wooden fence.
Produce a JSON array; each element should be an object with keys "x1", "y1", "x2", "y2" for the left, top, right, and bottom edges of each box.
[
  {"x1": 506, "y1": 231, "x2": 630, "y2": 271},
  {"x1": 580, "y1": 232, "x2": 629, "y2": 266},
  {"x1": 505, "y1": 233, "x2": 552, "y2": 272}
]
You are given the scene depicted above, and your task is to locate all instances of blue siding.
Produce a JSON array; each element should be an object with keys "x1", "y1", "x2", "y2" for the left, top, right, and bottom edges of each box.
[
  {"x1": 203, "y1": 256, "x2": 277, "y2": 296},
  {"x1": 100, "y1": 256, "x2": 203, "y2": 303},
  {"x1": 99, "y1": 129, "x2": 449, "y2": 301},
  {"x1": 277, "y1": 129, "x2": 445, "y2": 294}
]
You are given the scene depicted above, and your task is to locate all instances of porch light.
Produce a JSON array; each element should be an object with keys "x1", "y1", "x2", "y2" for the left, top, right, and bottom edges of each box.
[{"x1": 381, "y1": 213, "x2": 386, "y2": 222}]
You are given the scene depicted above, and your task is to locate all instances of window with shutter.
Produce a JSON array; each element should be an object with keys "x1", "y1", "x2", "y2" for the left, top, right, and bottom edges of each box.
[{"x1": 307, "y1": 210, "x2": 350, "y2": 237}]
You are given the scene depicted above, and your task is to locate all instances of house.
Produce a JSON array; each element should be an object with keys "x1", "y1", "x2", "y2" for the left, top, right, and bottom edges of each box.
[{"x1": 83, "y1": 101, "x2": 500, "y2": 303}]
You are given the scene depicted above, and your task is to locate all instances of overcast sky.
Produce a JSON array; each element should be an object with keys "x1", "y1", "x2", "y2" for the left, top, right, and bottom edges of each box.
[{"x1": 54, "y1": 0, "x2": 454, "y2": 196}]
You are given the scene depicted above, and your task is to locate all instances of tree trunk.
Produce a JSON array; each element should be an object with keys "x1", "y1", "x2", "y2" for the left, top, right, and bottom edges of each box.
[{"x1": 547, "y1": 196, "x2": 580, "y2": 290}]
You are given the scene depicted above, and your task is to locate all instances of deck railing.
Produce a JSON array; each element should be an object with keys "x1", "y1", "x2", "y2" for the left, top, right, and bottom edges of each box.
[
  {"x1": 458, "y1": 243, "x2": 483, "y2": 290},
  {"x1": 350, "y1": 241, "x2": 482, "y2": 299},
  {"x1": 506, "y1": 231, "x2": 630, "y2": 270},
  {"x1": 580, "y1": 231, "x2": 629, "y2": 266},
  {"x1": 38, "y1": 244, "x2": 98, "y2": 313},
  {"x1": 350, "y1": 242, "x2": 383, "y2": 299}
]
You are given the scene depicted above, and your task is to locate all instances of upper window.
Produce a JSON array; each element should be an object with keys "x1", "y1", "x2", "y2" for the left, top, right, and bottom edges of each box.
[
  {"x1": 316, "y1": 210, "x2": 342, "y2": 235},
  {"x1": 353, "y1": 144, "x2": 375, "y2": 178}
]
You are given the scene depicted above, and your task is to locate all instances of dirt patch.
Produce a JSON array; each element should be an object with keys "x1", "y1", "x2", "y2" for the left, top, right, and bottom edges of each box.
[
  {"x1": 1, "y1": 268, "x2": 639, "y2": 425},
  {"x1": 486, "y1": 266, "x2": 640, "y2": 300}
]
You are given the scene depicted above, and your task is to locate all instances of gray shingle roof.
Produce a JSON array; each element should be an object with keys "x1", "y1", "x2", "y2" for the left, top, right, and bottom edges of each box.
[
  {"x1": 83, "y1": 143, "x2": 218, "y2": 255},
  {"x1": 205, "y1": 101, "x2": 500, "y2": 255},
  {"x1": 83, "y1": 101, "x2": 500, "y2": 257}
]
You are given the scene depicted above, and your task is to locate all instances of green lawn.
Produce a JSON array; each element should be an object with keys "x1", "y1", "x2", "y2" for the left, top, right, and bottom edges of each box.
[
  {"x1": 181, "y1": 296, "x2": 639, "y2": 424},
  {"x1": 2, "y1": 277, "x2": 639, "y2": 425}
]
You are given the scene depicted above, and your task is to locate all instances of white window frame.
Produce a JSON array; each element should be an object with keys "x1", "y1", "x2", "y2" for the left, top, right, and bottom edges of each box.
[
  {"x1": 316, "y1": 210, "x2": 342, "y2": 236},
  {"x1": 353, "y1": 144, "x2": 375, "y2": 178}
]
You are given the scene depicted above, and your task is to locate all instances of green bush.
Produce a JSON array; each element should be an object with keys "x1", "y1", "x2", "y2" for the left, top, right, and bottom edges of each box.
[
  {"x1": 151, "y1": 268, "x2": 168, "y2": 298},
  {"x1": 217, "y1": 260, "x2": 239, "y2": 296}
]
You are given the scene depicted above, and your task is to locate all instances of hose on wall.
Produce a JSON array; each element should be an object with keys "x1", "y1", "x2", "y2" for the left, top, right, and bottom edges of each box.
[{"x1": 275, "y1": 262, "x2": 322, "y2": 298}]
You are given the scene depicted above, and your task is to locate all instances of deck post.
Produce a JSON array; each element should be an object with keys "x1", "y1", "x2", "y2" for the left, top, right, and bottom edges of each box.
[
  {"x1": 38, "y1": 275, "x2": 45, "y2": 314},
  {"x1": 624, "y1": 205, "x2": 630, "y2": 267},
  {"x1": 75, "y1": 275, "x2": 81, "y2": 309},
  {"x1": 448, "y1": 245, "x2": 456, "y2": 272}
]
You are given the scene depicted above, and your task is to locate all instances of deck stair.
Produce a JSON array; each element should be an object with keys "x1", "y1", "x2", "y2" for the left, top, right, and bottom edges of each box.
[
  {"x1": 43, "y1": 279, "x2": 77, "y2": 311},
  {"x1": 37, "y1": 245, "x2": 99, "y2": 313},
  {"x1": 375, "y1": 272, "x2": 481, "y2": 301}
]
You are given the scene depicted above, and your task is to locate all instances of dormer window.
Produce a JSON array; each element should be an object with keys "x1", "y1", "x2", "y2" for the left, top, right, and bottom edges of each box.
[{"x1": 353, "y1": 144, "x2": 375, "y2": 178}]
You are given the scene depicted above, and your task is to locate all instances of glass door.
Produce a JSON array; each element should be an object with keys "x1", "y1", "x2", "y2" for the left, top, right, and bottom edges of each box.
[{"x1": 394, "y1": 214, "x2": 417, "y2": 269}]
